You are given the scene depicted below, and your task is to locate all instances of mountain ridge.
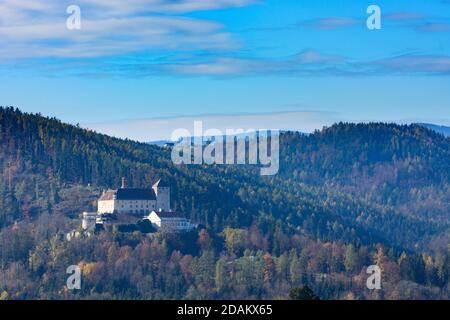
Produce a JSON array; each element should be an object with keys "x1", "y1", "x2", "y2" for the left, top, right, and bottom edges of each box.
[
  {"x1": 1, "y1": 107, "x2": 448, "y2": 251},
  {"x1": 419, "y1": 123, "x2": 450, "y2": 137},
  {"x1": 0, "y1": 107, "x2": 449, "y2": 299}
]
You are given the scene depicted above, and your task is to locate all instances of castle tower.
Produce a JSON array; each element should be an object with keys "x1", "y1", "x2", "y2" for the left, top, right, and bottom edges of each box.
[{"x1": 152, "y1": 179, "x2": 170, "y2": 211}]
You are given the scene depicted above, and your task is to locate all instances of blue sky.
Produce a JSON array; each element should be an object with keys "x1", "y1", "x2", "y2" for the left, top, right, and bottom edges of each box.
[{"x1": 1, "y1": 0, "x2": 450, "y2": 140}]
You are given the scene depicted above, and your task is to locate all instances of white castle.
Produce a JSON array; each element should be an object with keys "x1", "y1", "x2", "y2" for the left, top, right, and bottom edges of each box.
[
  {"x1": 81, "y1": 177, "x2": 196, "y2": 233},
  {"x1": 98, "y1": 177, "x2": 170, "y2": 215}
]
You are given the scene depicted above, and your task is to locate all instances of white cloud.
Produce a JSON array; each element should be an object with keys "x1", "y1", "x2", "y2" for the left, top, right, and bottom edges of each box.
[
  {"x1": 78, "y1": 0, "x2": 258, "y2": 15},
  {"x1": 301, "y1": 17, "x2": 359, "y2": 30},
  {"x1": 384, "y1": 12, "x2": 425, "y2": 21},
  {"x1": 374, "y1": 55, "x2": 450, "y2": 74},
  {"x1": 416, "y1": 22, "x2": 450, "y2": 32},
  {"x1": 0, "y1": 0, "x2": 257, "y2": 60},
  {"x1": 0, "y1": 16, "x2": 235, "y2": 59},
  {"x1": 82, "y1": 111, "x2": 338, "y2": 142},
  {"x1": 159, "y1": 50, "x2": 347, "y2": 76}
]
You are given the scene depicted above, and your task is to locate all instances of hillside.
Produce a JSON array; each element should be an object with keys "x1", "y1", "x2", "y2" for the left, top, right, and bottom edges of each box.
[
  {"x1": 0, "y1": 107, "x2": 449, "y2": 300},
  {"x1": 276, "y1": 124, "x2": 450, "y2": 250},
  {"x1": 4, "y1": 107, "x2": 448, "y2": 250}
]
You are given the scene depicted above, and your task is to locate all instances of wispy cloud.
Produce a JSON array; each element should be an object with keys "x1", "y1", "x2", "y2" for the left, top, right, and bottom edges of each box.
[
  {"x1": 415, "y1": 22, "x2": 450, "y2": 32},
  {"x1": 300, "y1": 12, "x2": 426, "y2": 31},
  {"x1": 102, "y1": 51, "x2": 450, "y2": 77},
  {"x1": 372, "y1": 54, "x2": 450, "y2": 74},
  {"x1": 0, "y1": 0, "x2": 259, "y2": 17},
  {"x1": 76, "y1": 0, "x2": 259, "y2": 15},
  {"x1": 0, "y1": 0, "x2": 258, "y2": 60},
  {"x1": 300, "y1": 11, "x2": 450, "y2": 34},
  {"x1": 50, "y1": 50, "x2": 349, "y2": 78},
  {"x1": 2, "y1": 2, "x2": 450, "y2": 78},
  {"x1": 384, "y1": 12, "x2": 426, "y2": 21},
  {"x1": 83, "y1": 110, "x2": 339, "y2": 142},
  {"x1": 16, "y1": 48, "x2": 450, "y2": 78},
  {"x1": 383, "y1": 11, "x2": 450, "y2": 33},
  {"x1": 301, "y1": 17, "x2": 360, "y2": 30},
  {"x1": 82, "y1": 108, "x2": 450, "y2": 142}
]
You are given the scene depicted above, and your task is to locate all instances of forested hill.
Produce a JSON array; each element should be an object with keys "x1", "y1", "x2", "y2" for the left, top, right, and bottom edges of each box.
[
  {"x1": 275, "y1": 123, "x2": 450, "y2": 250},
  {"x1": 0, "y1": 107, "x2": 449, "y2": 252},
  {"x1": 0, "y1": 107, "x2": 449, "y2": 300}
]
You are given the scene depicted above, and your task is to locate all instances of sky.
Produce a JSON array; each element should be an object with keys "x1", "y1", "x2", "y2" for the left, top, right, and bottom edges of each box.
[{"x1": 0, "y1": 0, "x2": 450, "y2": 141}]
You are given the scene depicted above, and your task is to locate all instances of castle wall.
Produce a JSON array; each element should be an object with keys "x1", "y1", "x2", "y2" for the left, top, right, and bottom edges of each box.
[
  {"x1": 98, "y1": 200, "x2": 115, "y2": 214},
  {"x1": 156, "y1": 187, "x2": 170, "y2": 211},
  {"x1": 115, "y1": 200, "x2": 156, "y2": 214},
  {"x1": 98, "y1": 184, "x2": 171, "y2": 215}
]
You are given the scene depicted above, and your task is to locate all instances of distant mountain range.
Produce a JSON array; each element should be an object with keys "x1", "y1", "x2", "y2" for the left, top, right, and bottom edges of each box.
[
  {"x1": 419, "y1": 123, "x2": 450, "y2": 137},
  {"x1": 147, "y1": 130, "x2": 298, "y2": 146},
  {"x1": 148, "y1": 124, "x2": 450, "y2": 146}
]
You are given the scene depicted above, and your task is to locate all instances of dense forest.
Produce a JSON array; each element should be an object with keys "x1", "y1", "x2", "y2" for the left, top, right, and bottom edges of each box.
[{"x1": 0, "y1": 107, "x2": 449, "y2": 300}]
